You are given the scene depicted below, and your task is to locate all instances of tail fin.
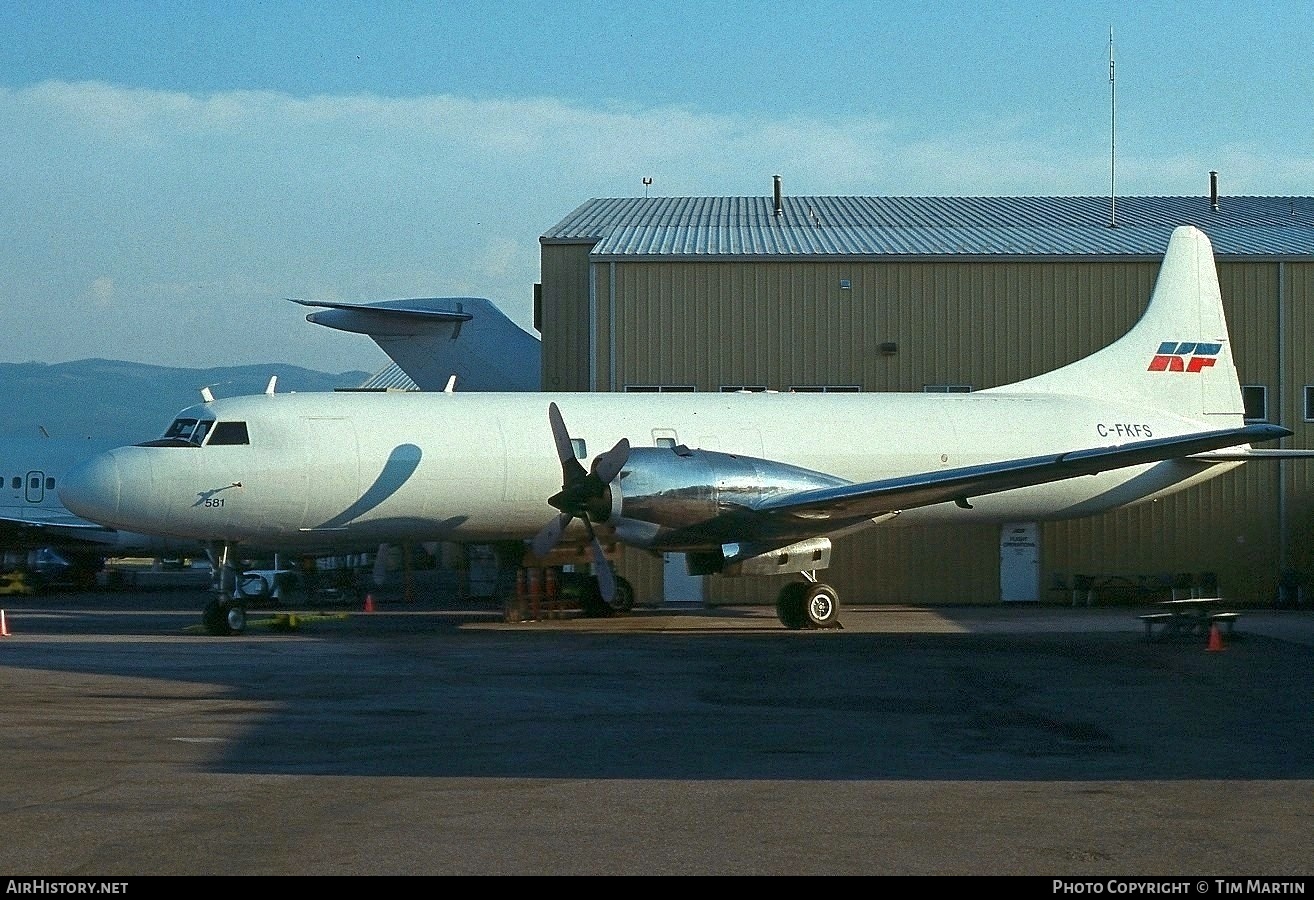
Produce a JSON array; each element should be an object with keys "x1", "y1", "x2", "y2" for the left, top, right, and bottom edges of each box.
[
  {"x1": 292, "y1": 296, "x2": 542, "y2": 391},
  {"x1": 991, "y1": 225, "x2": 1244, "y2": 424}
]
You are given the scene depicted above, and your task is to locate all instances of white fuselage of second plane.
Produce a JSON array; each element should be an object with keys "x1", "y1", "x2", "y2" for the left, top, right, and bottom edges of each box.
[{"x1": 57, "y1": 388, "x2": 1235, "y2": 555}]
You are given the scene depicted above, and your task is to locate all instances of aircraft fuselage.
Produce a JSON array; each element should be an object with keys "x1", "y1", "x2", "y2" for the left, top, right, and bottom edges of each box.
[{"x1": 59, "y1": 389, "x2": 1234, "y2": 555}]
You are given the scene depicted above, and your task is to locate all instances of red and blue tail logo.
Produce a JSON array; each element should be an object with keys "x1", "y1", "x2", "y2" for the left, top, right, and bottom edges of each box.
[{"x1": 1148, "y1": 341, "x2": 1221, "y2": 373}]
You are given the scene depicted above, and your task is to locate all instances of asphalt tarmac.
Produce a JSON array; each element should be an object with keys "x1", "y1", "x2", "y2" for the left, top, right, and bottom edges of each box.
[{"x1": 2, "y1": 588, "x2": 1313, "y2": 877}]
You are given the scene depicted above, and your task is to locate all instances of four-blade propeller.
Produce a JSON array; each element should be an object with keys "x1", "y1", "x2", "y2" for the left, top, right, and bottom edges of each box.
[{"x1": 530, "y1": 402, "x2": 630, "y2": 602}]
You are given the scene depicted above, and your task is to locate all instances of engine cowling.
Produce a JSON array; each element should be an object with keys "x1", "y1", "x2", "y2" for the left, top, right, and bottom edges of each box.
[{"x1": 604, "y1": 445, "x2": 850, "y2": 551}]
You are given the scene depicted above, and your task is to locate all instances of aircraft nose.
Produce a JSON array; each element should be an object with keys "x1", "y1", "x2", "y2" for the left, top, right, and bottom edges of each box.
[{"x1": 58, "y1": 451, "x2": 123, "y2": 525}]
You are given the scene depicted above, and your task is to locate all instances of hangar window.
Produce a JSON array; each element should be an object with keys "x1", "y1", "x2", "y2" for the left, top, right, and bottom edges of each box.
[
  {"x1": 1242, "y1": 385, "x2": 1268, "y2": 422},
  {"x1": 624, "y1": 384, "x2": 696, "y2": 393},
  {"x1": 1305, "y1": 386, "x2": 1314, "y2": 422},
  {"x1": 923, "y1": 384, "x2": 973, "y2": 393},
  {"x1": 788, "y1": 385, "x2": 861, "y2": 393},
  {"x1": 720, "y1": 385, "x2": 768, "y2": 393},
  {"x1": 206, "y1": 421, "x2": 250, "y2": 446}
]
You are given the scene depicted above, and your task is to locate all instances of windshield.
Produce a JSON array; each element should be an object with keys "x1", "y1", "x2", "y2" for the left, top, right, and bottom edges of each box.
[{"x1": 136, "y1": 416, "x2": 215, "y2": 448}]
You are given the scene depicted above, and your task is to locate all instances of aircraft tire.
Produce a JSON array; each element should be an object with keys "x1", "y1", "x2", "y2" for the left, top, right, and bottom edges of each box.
[
  {"x1": 581, "y1": 578, "x2": 616, "y2": 618},
  {"x1": 775, "y1": 582, "x2": 809, "y2": 629},
  {"x1": 202, "y1": 599, "x2": 231, "y2": 636},
  {"x1": 225, "y1": 602, "x2": 248, "y2": 634},
  {"x1": 804, "y1": 583, "x2": 841, "y2": 629},
  {"x1": 610, "y1": 576, "x2": 636, "y2": 612}
]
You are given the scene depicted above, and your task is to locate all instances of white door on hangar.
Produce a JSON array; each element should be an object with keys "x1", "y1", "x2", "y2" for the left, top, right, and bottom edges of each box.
[{"x1": 1000, "y1": 522, "x2": 1040, "y2": 603}]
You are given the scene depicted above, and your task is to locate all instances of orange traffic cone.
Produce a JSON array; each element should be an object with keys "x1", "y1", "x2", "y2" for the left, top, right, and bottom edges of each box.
[
  {"x1": 0, "y1": 609, "x2": 10, "y2": 637},
  {"x1": 1207, "y1": 623, "x2": 1225, "y2": 652},
  {"x1": 364, "y1": 594, "x2": 375, "y2": 613}
]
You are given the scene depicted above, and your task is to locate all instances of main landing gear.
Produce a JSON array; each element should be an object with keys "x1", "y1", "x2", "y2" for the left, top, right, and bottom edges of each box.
[{"x1": 775, "y1": 573, "x2": 841, "y2": 630}]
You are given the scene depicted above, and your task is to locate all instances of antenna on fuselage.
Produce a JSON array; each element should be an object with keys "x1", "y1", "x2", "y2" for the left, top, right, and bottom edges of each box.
[
  {"x1": 265, "y1": 376, "x2": 277, "y2": 395},
  {"x1": 200, "y1": 386, "x2": 215, "y2": 403},
  {"x1": 444, "y1": 374, "x2": 457, "y2": 393}
]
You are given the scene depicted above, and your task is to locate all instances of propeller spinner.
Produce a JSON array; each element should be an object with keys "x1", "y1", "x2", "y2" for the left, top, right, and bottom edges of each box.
[{"x1": 531, "y1": 402, "x2": 630, "y2": 603}]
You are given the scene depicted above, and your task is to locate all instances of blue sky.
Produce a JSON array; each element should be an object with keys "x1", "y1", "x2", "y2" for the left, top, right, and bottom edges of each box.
[{"x1": 3, "y1": 1, "x2": 1311, "y2": 374}]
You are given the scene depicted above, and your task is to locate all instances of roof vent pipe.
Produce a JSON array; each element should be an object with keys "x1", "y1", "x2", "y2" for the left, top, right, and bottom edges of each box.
[
  {"x1": 1210, "y1": 170, "x2": 1219, "y2": 211},
  {"x1": 773, "y1": 175, "x2": 782, "y2": 217}
]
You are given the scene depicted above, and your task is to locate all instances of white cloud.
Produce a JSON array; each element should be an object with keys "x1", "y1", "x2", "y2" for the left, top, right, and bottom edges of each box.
[{"x1": 1, "y1": 80, "x2": 1309, "y2": 370}]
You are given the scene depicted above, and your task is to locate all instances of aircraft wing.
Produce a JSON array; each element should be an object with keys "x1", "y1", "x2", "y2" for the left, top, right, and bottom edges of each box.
[
  {"x1": 751, "y1": 423, "x2": 1288, "y2": 531},
  {"x1": 0, "y1": 510, "x2": 111, "y2": 532}
]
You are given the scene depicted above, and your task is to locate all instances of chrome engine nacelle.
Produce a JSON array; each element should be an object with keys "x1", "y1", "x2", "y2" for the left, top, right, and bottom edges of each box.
[{"x1": 604, "y1": 445, "x2": 850, "y2": 551}]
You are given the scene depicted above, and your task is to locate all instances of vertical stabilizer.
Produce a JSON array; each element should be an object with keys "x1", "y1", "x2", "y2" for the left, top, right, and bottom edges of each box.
[
  {"x1": 988, "y1": 225, "x2": 1244, "y2": 423},
  {"x1": 293, "y1": 296, "x2": 542, "y2": 391}
]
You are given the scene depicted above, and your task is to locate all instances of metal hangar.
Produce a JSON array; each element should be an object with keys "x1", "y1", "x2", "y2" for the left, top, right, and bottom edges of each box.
[{"x1": 537, "y1": 178, "x2": 1314, "y2": 606}]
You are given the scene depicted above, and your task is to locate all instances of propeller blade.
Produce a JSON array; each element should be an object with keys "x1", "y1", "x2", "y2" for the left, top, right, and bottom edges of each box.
[
  {"x1": 548, "y1": 401, "x2": 587, "y2": 483},
  {"x1": 533, "y1": 403, "x2": 625, "y2": 594},
  {"x1": 590, "y1": 437, "x2": 631, "y2": 485},
  {"x1": 590, "y1": 535, "x2": 616, "y2": 604},
  {"x1": 531, "y1": 513, "x2": 571, "y2": 558}
]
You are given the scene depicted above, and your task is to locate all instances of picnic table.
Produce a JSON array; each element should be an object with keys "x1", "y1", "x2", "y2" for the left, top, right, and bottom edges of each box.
[{"x1": 1137, "y1": 597, "x2": 1240, "y2": 641}]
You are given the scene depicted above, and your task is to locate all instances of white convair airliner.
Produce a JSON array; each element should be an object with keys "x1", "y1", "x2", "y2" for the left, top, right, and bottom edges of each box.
[
  {"x1": 59, "y1": 226, "x2": 1291, "y2": 633},
  {"x1": 1, "y1": 295, "x2": 534, "y2": 589}
]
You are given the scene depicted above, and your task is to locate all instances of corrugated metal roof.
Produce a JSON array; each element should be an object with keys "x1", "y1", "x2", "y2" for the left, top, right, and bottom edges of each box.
[{"x1": 542, "y1": 195, "x2": 1314, "y2": 258}]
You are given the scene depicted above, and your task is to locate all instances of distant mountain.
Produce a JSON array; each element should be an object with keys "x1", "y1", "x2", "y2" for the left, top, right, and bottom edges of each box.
[{"x1": 0, "y1": 359, "x2": 373, "y2": 445}]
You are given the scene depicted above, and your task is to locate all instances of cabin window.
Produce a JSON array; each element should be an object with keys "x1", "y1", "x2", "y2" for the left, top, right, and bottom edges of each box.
[
  {"x1": 10, "y1": 477, "x2": 18, "y2": 489},
  {"x1": 207, "y1": 421, "x2": 250, "y2": 446},
  {"x1": 1242, "y1": 385, "x2": 1268, "y2": 422},
  {"x1": 45, "y1": 477, "x2": 54, "y2": 490}
]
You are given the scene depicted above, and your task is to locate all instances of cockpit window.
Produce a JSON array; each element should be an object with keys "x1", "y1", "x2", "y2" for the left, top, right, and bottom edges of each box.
[
  {"x1": 137, "y1": 416, "x2": 217, "y2": 448},
  {"x1": 206, "y1": 421, "x2": 250, "y2": 445}
]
